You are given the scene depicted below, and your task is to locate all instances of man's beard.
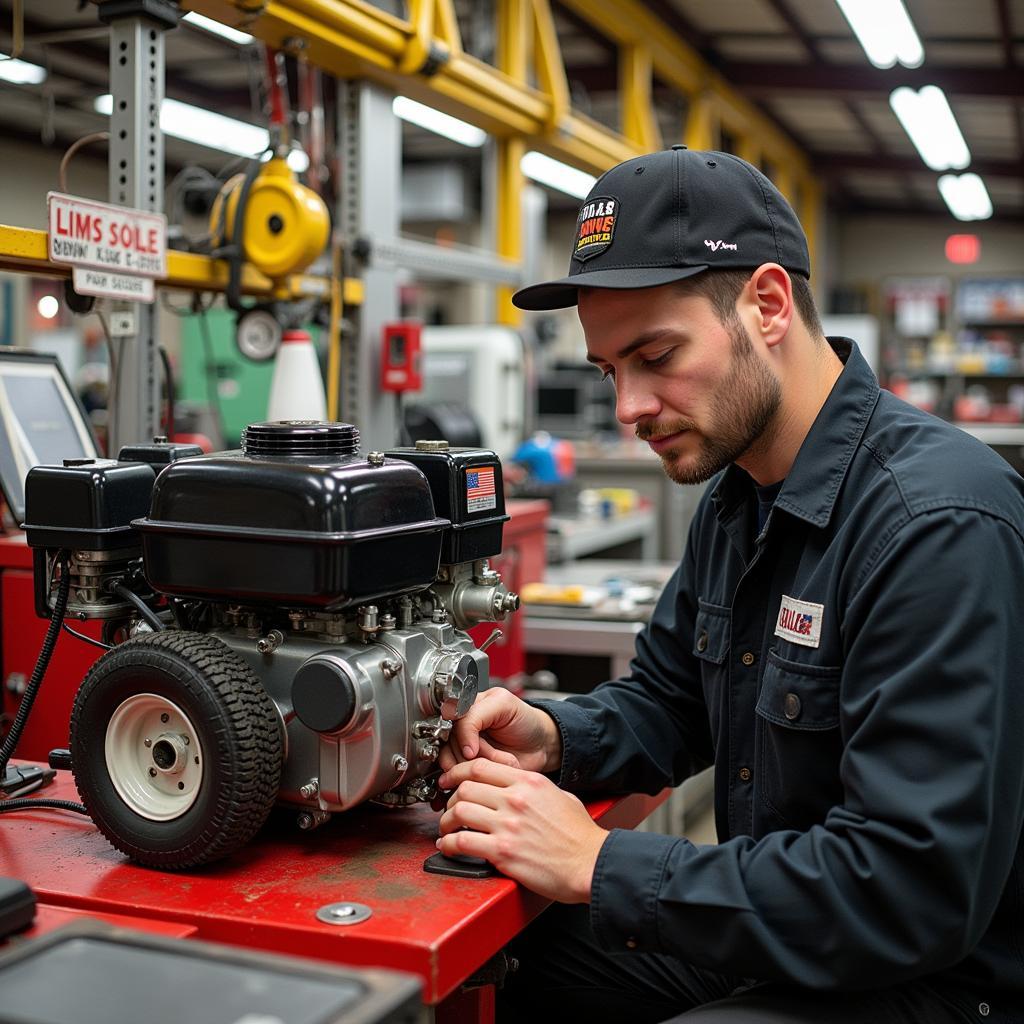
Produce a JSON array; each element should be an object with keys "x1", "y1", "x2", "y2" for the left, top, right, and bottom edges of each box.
[{"x1": 636, "y1": 320, "x2": 782, "y2": 486}]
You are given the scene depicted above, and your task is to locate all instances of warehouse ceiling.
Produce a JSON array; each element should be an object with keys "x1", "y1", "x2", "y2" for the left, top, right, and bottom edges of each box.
[
  {"x1": 0, "y1": 1, "x2": 1021, "y2": 220},
  {"x1": 549, "y1": 0, "x2": 1024, "y2": 220}
]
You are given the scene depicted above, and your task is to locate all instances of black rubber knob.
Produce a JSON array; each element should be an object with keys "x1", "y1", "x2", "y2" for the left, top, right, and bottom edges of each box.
[{"x1": 292, "y1": 658, "x2": 357, "y2": 734}]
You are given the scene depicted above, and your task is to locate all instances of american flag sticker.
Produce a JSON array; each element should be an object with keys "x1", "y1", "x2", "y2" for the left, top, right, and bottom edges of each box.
[
  {"x1": 774, "y1": 594, "x2": 824, "y2": 648},
  {"x1": 465, "y1": 466, "x2": 497, "y2": 513}
]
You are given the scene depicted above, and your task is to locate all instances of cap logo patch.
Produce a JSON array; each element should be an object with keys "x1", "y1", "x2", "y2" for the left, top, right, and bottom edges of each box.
[
  {"x1": 704, "y1": 239, "x2": 738, "y2": 252},
  {"x1": 573, "y1": 196, "x2": 617, "y2": 262}
]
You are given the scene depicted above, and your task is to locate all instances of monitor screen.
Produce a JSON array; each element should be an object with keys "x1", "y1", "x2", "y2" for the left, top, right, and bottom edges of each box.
[
  {"x1": 0, "y1": 349, "x2": 98, "y2": 524},
  {"x1": 536, "y1": 385, "x2": 581, "y2": 418},
  {"x1": 0, "y1": 935, "x2": 368, "y2": 1024}
]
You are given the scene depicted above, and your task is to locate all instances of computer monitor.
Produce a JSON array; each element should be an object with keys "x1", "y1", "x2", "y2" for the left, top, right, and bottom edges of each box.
[
  {"x1": 0, "y1": 348, "x2": 99, "y2": 525},
  {"x1": 535, "y1": 367, "x2": 617, "y2": 438}
]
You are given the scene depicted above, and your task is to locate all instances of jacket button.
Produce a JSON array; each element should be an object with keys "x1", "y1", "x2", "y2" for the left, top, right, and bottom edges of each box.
[
  {"x1": 784, "y1": 693, "x2": 802, "y2": 720},
  {"x1": 738, "y1": 767, "x2": 752, "y2": 782},
  {"x1": 696, "y1": 631, "x2": 708, "y2": 653},
  {"x1": 625, "y1": 937, "x2": 638, "y2": 949},
  {"x1": 741, "y1": 651, "x2": 756, "y2": 666}
]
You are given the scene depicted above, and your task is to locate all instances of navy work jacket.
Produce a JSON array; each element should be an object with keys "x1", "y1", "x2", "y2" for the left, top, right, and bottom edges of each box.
[{"x1": 536, "y1": 340, "x2": 1024, "y2": 1018}]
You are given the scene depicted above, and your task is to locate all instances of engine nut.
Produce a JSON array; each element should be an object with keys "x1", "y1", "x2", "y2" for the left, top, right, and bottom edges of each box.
[{"x1": 392, "y1": 754, "x2": 409, "y2": 772}]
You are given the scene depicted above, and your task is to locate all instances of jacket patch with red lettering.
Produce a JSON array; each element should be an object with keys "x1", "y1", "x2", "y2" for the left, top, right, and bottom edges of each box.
[
  {"x1": 573, "y1": 196, "x2": 618, "y2": 261},
  {"x1": 774, "y1": 595, "x2": 824, "y2": 648}
]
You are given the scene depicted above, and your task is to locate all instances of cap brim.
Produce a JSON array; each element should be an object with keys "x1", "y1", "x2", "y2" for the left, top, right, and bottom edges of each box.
[{"x1": 512, "y1": 264, "x2": 711, "y2": 311}]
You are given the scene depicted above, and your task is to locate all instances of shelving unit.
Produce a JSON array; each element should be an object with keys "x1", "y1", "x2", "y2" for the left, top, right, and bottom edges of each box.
[{"x1": 882, "y1": 276, "x2": 1024, "y2": 473}]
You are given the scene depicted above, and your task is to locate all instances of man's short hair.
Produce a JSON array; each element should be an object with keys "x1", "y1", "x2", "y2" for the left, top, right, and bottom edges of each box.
[{"x1": 679, "y1": 269, "x2": 824, "y2": 340}]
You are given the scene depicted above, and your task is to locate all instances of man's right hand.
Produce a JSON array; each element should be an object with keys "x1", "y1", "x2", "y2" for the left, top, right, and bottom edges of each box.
[{"x1": 439, "y1": 687, "x2": 563, "y2": 775}]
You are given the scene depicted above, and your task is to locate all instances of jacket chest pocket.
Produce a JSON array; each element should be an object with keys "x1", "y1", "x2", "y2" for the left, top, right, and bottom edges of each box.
[
  {"x1": 694, "y1": 601, "x2": 730, "y2": 748},
  {"x1": 755, "y1": 649, "x2": 843, "y2": 831}
]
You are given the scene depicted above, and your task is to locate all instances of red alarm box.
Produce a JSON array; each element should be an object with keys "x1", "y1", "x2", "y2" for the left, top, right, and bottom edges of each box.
[{"x1": 380, "y1": 322, "x2": 422, "y2": 392}]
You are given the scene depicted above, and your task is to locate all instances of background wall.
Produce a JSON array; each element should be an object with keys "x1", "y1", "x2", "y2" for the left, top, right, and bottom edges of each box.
[{"x1": 835, "y1": 215, "x2": 1024, "y2": 290}]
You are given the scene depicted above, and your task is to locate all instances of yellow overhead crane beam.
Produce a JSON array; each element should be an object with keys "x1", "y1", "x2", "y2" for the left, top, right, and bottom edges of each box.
[
  {"x1": 184, "y1": 0, "x2": 820, "y2": 322},
  {"x1": 0, "y1": 223, "x2": 362, "y2": 305}
]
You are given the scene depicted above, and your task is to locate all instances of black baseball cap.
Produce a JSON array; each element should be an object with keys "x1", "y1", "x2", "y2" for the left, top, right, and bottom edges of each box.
[{"x1": 512, "y1": 145, "x2": 810, "y2": 311}]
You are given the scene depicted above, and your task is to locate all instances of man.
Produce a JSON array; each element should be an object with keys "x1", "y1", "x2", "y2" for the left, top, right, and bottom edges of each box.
[{"x1": 435, "y1": 146, "x2": 1024, "y2": 1023}]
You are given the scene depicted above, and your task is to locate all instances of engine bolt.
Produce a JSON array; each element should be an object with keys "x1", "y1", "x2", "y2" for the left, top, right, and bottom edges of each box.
[
  {"x1": 367, "y1": 451, "x2": 385, "y2": 466},
  {"x1": 160, "y1": 713, "x2": 169, "y2": 723},
  {"x1": 148, "y1": 767, "x2": 157, "y2": 777},
  {"x1": 144, "y1": 738, "x2": 152, "y2": 747},
  {"x1": 299, "y1": 780, "x2": 319, "y2": 799},
  {"x1": 392, "y1": 755, "x2": 409, "y2": 772}
]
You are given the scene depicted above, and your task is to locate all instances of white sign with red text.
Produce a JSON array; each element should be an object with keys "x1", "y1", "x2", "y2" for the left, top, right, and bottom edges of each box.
[
  {"x1": 47, "y1": 192, "x2": 167, "y2": 278},
  {"x1": 72, "y1": 266, "x2": 155, "y2": 303}
]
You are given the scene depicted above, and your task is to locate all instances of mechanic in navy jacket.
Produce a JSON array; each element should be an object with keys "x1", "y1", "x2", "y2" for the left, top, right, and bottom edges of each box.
[{"x1": 436, "y1": 148, "x2": 1024, "y2": 1024}]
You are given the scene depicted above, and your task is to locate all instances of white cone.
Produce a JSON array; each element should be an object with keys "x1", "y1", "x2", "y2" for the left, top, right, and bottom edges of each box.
[{"x1": 267, "y1": 329, "x2": 327, "y2": 421}]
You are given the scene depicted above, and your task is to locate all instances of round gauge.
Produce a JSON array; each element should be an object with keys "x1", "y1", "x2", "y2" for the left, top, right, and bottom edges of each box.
[{"x1": 235, "y1": 308, "x2": 282, "y2": 362}]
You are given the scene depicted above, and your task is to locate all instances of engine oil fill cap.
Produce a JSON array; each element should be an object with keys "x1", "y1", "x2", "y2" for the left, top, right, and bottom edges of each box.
[{"x1": 292, "y1": 657, "x2": 357, "y2": 734}]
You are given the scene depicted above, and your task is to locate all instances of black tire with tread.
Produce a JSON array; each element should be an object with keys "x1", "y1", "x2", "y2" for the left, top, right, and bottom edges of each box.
[{"x1": 70, "y1": 630, "x2": 283, "y2": 869}]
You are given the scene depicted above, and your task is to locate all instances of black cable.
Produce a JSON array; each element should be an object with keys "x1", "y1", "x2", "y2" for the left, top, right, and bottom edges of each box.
[
  {"x1": 0, "y1": 798, "x2": 88, "y2": 816},
  {"x1": 0, "y1": 553, "x2": 70, "y2": 773},
  {"x1": 111, "y1": 584, "x2": 167, "y2": 632},
  {"x1": 226, "y1": 154, "x2": 266, "y2": 313},
  {"x1": 158, "y1": 344, "x2": 175, "y2": 439},
  {"x1": 61, "y1": 622, "x2": 112, "y2": 651}
]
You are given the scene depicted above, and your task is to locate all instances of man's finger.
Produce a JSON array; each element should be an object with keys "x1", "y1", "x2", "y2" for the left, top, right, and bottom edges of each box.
[
  {"x1": 444, "y1": 778, "x2": 504, "y2": 812},
  {"x1": 437, "y1": 744, "x2": 460, "y2": 772},
  {"x1": 436, "y1": 829, "x2": 495, "y2": 863},
  {"x1": 438, "y1": 801, "x2": 500, "y2": 837},
  {"x1": 439, "y1": 757, "x2": 524, "y2": 790},
  {"x1": 477, "y1": 737, "x2": 521, "y2": 768}
]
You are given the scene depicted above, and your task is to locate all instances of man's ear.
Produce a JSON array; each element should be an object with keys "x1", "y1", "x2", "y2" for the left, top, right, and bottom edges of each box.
[{"x1": 746, "y1": 263, "x2": 793, "y2": 350}]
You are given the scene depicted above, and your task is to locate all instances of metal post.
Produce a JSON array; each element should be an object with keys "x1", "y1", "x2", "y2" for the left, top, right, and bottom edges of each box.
[
  {"x1": 336, "y1": 81, "x2": 401, "y2": 450},
  {"x1": 97, "y1": 0, "x2": 178, "y2": 449}
]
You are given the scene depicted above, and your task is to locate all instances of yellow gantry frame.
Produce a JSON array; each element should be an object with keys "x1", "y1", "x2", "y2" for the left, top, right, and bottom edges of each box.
[
  {"x1": 0, "y1": 223, "x2": 361, "y2": 304},
  {"x1": 185, "y1": 0, "x2": 820, "y2": 326}
]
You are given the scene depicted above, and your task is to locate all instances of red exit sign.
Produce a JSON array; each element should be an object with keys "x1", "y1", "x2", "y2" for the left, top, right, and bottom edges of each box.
[{"x1": 945, "y1": 233, "x2": 980, "y2": 265}]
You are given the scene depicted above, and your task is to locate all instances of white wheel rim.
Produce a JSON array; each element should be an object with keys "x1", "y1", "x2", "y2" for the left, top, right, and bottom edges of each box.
[{"x1": 104, "y1": 693, "x2": 204, "y2": 821}]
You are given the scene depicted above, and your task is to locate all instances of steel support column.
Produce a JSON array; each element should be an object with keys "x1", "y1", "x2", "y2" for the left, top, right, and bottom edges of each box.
[
  {"x1": 336, "y1": 81, "x2": 400, "y2": 449},
  {"x1": 98, "y1": 0, "x2": 177, "y2": 449}
]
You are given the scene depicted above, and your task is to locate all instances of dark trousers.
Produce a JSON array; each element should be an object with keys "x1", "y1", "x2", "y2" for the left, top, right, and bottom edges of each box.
[{"x1": 497, "y1": 904, "x2": 976, "y2": 1023}]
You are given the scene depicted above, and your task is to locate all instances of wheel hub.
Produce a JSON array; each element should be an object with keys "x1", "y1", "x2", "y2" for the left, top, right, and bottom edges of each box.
[{"x1": 105, "y1": 693, "x2": 204, "y2": 821}]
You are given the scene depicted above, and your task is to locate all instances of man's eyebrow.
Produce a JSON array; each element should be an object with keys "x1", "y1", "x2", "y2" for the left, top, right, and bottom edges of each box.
[{"x1": 585, "y1": 328, "x2": 676, "y2": 364}]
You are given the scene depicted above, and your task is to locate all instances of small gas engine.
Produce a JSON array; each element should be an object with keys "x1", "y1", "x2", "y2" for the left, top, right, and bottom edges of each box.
[{"x1": 23, "y1": 421, "x2": 518, "y2": 869}]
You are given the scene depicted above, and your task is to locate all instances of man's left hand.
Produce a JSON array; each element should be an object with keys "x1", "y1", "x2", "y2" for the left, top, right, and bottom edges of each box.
[{"x1": 436, "y1": 759, "x2": 609, "y2": 903}]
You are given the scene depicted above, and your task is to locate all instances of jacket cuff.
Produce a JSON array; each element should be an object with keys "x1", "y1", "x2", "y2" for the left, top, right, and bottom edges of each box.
[
  {"x1": 525, "y1": 698, "x2": 600, "y2": 789},
  {"x1": 590, "y1": 827, "x2": 685, "y2": 953}
]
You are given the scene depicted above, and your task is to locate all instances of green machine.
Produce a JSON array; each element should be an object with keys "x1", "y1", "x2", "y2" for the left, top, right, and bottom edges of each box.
[{"x1": 179, "y1": 308, "x2": 321, "y2": 447}]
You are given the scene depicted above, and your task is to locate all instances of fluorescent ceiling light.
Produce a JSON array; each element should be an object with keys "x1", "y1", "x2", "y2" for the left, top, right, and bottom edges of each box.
[
  {"x1": 96, "y1": 93, "x2": 311, "y2": 170},
  {"x1": 182, "y1": 12, "x2": 253, "y2": 45},
  {"x1": 392, "y1": 95, "x2": 486, "y2": 147},
  {"x1": 521, "y1": 151, "x2": 595, "y2": 199},
  {"x1": 0, "y1": 53, "x2": 46, "y2": 85},
  {"x1": 889, "y1": 86, "x2": 970, "y2": 171},
  {"x1": 835, "y1": 0, "x2": 923, "y2": 69},
  {"x1": 938, "y1": 173, "x2": 993, "y2": 221}
]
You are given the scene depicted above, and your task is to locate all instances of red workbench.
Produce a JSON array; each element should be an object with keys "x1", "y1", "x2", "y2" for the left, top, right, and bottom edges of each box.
[{"x1": 0, "y1": 767, "x2": 664, "y2": 1022}]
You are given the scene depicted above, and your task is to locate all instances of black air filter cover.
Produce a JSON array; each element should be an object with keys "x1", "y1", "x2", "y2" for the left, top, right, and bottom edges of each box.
[
  {"x1": 23, "y1": 459, "x2": 156, "y2": 551},
  {"x1": 134, "y1": 422, "x2": 449, "y2": 609},
  {"x1": 386, "y1": 445, "x2": 508, "y2": 563}
]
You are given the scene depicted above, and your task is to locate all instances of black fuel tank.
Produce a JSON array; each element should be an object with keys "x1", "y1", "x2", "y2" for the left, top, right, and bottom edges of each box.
[{"x1": 134, "y1": 422, "x2": 449, "y2": 609}]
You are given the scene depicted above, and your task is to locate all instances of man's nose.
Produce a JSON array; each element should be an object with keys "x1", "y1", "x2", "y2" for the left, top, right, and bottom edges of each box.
[{"x1": 614, "y1": 377, "x2": 659, "y2": 425}]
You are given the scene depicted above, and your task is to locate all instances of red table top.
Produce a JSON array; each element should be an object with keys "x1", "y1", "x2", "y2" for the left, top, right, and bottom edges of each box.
[{"x1": 0, "y1": 768, "x2": 664, "y2": 1003}]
